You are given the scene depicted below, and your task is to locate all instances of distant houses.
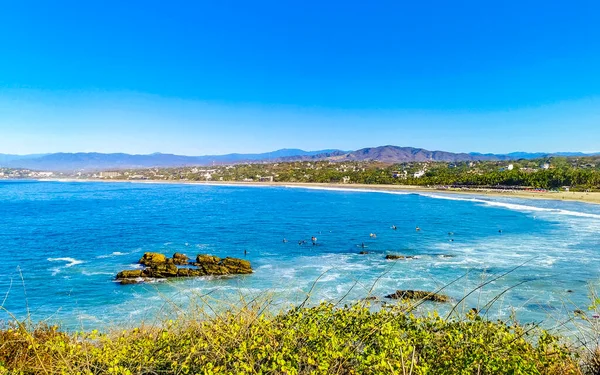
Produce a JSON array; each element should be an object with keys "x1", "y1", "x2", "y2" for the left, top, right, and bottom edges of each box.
[{"x1": 99, "y1": 171, "x2": 120, "y2": 178}]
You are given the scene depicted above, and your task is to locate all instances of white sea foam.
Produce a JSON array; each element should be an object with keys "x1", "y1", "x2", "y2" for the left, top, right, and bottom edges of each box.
[
  {"x1": 48, "y1": 257, "x2": 85, "y2": 276},
  {"x1": 48, "y1": 257, "x2": 85, "y2": 267},
  {"x1": 420, "y1": 193, "x2": 600, "y2": 219},
  {"x1": 285, "y1": 184, "x2": 600, "y2": 219},
  {"x1": 82, "y1": 271, "x2": 114, "y2": 276},
  {"x1": 316, "y1": 273, "x2": 341, "y2": 282},
  {"x1": 96, "y1": 251, "x2": 129, "y2": 259},
  {"x1": 283, "y1": 185, "x2": 410, "y2": 196}
]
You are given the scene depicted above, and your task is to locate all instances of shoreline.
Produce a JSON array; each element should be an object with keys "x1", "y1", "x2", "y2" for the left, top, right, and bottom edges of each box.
[{"x1": 33, "y1": 178, "x2": 600, "y2": 205}]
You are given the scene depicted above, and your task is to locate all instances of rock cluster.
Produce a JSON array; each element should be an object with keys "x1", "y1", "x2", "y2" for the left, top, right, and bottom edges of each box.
[
  {"x1": 116, "y1": 252, "x2": 252, "y2": 284},
  {"x1": 384, "y1": 290, "x2": 450, "y2": 303}
]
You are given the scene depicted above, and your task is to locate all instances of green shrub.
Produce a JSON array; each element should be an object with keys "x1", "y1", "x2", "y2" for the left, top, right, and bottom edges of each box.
[{"x1": 0, "y1": 302, "x2": 583, "y2": 374}]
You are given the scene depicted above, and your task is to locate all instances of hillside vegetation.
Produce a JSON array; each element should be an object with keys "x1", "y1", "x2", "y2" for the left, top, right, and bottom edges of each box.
[
  {"x1": 87, "y1": 156, "x2": 600, "y2": 191},
  {"x1": 0, "y1": 301, "x2": 592, "y2": 374}
]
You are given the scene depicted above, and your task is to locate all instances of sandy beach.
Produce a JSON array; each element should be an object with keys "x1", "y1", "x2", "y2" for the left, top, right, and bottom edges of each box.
[{"x1": 41, "y1": 178, "x2": 600, "y2": 205}]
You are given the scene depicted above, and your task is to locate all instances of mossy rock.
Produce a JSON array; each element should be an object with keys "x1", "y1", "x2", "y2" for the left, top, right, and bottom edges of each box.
[
  {"x1": 221, "y1": 257, "x2": 252, "y2": 274},
  {"x1": 139, "y1": 252, "x2": 167, "y2": 266},
  {"x1": 146, "y1": 262, "x2": 178, "y2": 278},
  {"x1": 385, "y1": 290, "x2": 450, "y2": 303},
  {"x1": 116, "y1": 270, "x2": 144, "y2": 279},
  {"x1": 177, "y1": 268, "x2": 205, "y2": 277},
  {"x1": 196, "y1": 254, "x2": 221, "y2": 264},
  {"x1": 199, "y1": 263, "x2": 231, "y2": 275},
  {"x1": 385, "y1": 254, "x2": 405, "y2": 260},
  {"x1": 172, "y1": 253, "x2": 190, "y2": 265}
]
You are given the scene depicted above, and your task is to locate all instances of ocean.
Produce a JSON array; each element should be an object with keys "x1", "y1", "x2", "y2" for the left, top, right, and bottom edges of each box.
[{"x1": 1, "y1": 180, "x2": 599, "y2": 331}]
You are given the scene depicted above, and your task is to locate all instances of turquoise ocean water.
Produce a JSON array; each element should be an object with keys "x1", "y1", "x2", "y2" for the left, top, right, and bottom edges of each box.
[{"x1": 1, "y1": 180, "x2": 599, "y2": 331}]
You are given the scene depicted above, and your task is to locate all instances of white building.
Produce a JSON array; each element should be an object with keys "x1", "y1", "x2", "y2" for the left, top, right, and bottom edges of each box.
[{"x1": 414, "y1": 170, "x2": 426, "y2": 178}]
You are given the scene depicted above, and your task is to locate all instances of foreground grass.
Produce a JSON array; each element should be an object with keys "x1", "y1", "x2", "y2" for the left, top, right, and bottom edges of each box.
[{"x1": 0, "y1": 301, "x2": 588, "y2": 374}]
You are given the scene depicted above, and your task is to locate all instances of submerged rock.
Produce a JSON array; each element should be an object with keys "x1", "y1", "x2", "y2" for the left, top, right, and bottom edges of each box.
[
  {"x1": 385, "y1": 290, "x2": 450, "y2": 303},
  {"x1": 117, "y1": 252, "x2": 253, "y2": 283},
  {"x1": 119, "y1": 278, "x2": 145, "y2": 285}
]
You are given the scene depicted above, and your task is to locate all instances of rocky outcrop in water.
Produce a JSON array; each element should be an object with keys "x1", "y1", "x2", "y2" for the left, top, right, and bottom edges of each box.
[
  {"x1": 384, "y1": 290, "x2": 450, "y2": 303},
  {"x1": 172, "y1": 252, "x2": 190, "y2": 265},
  {"x1": 139, "y1": 252, "x2": 167, "y2": 266},
  {"x1": 385, "y1": 254, "x2": 417, "y2": 260},
  {"x1": 116, "y1": 252, "x2": 252, "y2": 284}
]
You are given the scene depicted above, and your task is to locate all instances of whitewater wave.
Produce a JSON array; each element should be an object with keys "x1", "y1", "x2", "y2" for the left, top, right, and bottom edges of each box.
[
  {"x1": 420, "y1": 194, "x2": 600, "y2": 219},
  {"x1": 48, "y1": 257, "x2": 85, "y2": 276},
  {"x1": 96, "y1": 251, "x2": 129, "y2": 259},
  {"x1": 82, "y1": 271, "x2": 114, "y2": 276},
  {"x1": 48, "y1": 257, "x2": 85, "y2": 267},
  {"x1": 284, "y1": 185, "x2": 600, "y2": 219},
  {"x1": 283, "y1": 185, "x2": 410, "y2": 196}
]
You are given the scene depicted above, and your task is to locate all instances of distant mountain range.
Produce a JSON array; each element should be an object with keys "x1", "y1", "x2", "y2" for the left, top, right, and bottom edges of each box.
[{"x1": 1, "y1": 146, "x2": 598, "y2": 172}]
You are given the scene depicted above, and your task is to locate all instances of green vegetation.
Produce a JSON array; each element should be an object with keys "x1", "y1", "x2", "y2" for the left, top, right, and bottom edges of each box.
[
  {"x1": 0, "y1": 301, "x2": 592, "y2": 374},
  {"x1": 92, "y1": 156, "x2": 600, "y2": 191}
]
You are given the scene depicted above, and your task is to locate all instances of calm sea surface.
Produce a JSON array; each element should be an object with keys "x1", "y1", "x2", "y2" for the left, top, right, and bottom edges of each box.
[{"x1": 1, "y1": 180, "x2": 599, "y2": 331}]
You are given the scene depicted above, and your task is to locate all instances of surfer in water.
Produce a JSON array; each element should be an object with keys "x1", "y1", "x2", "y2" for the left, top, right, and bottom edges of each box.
[
  {"x1": 282, "y1": 238, "x2": 288, "y2": 243},
  {"x1": 391, "y1": 225, "x2": 397, "y2": 230},
  {"x1": 416, "y1": 226, "x2": 421, "y2": 231}
]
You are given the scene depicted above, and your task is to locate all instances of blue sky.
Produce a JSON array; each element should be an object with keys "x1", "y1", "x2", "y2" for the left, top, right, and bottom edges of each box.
[{"x1": 1, "y1": 1, "x2": 599, "y2": 155}]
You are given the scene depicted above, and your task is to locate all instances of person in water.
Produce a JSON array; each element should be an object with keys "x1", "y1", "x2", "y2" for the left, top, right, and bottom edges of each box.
[
  {"x1": 361, "y1": 242, "x2": 366, "y2": 248},
  {"x1": 416, "y1": 226, "x2": 421, "y2": 231},
  {"x1": 282, "y1": 238, "x2": 288, "y2": 243},
  {"x1": 311, "y1": 236, "x2": 317, "y2": 245},
  {"x1": 391, "y1": 225, "x2": 397, "y2": 230}
]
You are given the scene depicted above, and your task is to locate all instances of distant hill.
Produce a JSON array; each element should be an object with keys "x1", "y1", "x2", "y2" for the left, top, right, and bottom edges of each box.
[
  {"x1": 1, "y1": 146, "x2": 598, "y2": 172},
  {"x1": 0, "y1": 149, "x2": 344, "y2": 171},
  {"x1": 333, "y1": 146, "x2": 508, "y2": 162}
]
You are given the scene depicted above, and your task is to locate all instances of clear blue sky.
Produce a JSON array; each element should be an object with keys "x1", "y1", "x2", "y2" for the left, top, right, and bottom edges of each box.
[{"x1": 1, "y1": 0, "x2": 599, "y2": 155}]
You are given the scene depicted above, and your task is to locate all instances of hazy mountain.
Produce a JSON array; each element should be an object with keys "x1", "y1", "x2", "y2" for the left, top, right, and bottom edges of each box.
[
  {"x1": 1, "y1": 146, "x2": 597, "y2": 172},
  {"x1": 334, "y1": 146, "x2": 505, "y2": 162},
  {"x1": 0, "y1": 149, "x2": 343, "y2": 171}
]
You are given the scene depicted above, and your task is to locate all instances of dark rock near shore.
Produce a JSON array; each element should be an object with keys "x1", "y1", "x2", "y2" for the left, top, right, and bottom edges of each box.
[
  {"x1": 116, "y1": 269, "x2": 144, "y2": 279},
  {"x1": 385, "y1": 290, "x2": 450, "y2": 303},
  {"x1": 385, "y1": 254, "x2": 405, "y2": 260},
  {"x1": 117, "y1": 252, "x2": 252, "y2": 283},
  {"x1": 385, "y1": 254, "x2": 417, "y2": 260}
]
